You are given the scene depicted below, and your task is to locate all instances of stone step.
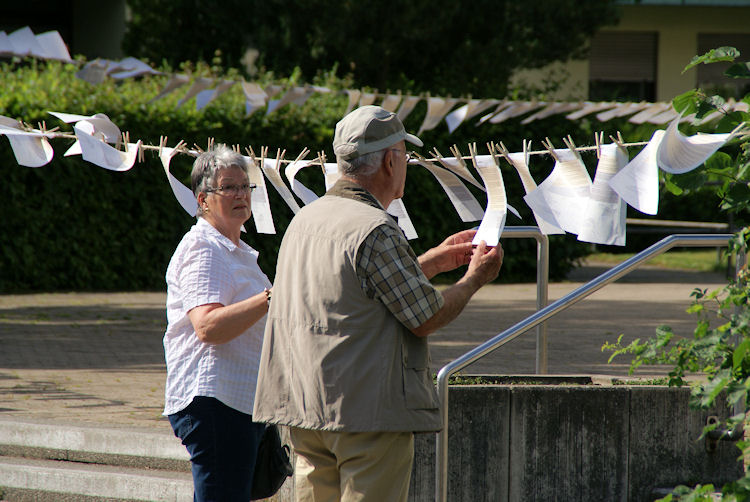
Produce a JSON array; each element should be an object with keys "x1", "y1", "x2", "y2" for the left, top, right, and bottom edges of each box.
[
  {"x1": 0, "y1": 455, "x2": 192, "y2": 502},
  {"x1": 0, "y1": 417, "x2": 189, "y2": 472}
]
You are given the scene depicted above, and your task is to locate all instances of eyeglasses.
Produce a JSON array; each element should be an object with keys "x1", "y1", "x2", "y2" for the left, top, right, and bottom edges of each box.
[
  {"x1": 205, "y1": 183, "x2": 257, "y2": 196},
  {"x1": 389, "y1": 149, "x2": 413, "y2": 163}
]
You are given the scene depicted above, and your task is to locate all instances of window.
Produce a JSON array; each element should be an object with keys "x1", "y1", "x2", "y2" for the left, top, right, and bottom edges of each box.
[{"x1": 589, "y1": 31, "x2": 658, "y2": 102}]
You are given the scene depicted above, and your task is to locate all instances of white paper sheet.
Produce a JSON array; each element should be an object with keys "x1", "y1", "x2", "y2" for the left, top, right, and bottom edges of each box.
[
  {"x1": 242, "y1": 156, "x2": 276, "y2": 234},
  {"x1": 595, "y1": 102, "x2": 651, "y2": 122},
  {"x1": 0, "y1": 32, "x2": 12, "y2": 55},
  {"x1": 195, "y1": 80, "x2": 236, "y2": 111},
  {"x1": 261, "y1": 158, "x2": 301, "y2": 214},
  {"x1": 396, "y1": 96, "x2": 421, "y2": 122},
  {"x1": 0, "y1": 122, "x2": 54, "y2": 168},
  {"x1": 488, "y1": 101, "x2": 545, "y2": 124},
  {"x1": 608, "y1": 129, "x2": 665, "y2": 215},
  {"x1": 476, "y1": 101, "x2": 512, "y2": 125},
  {"x1": 177, "y1": 77, "x2": 214, "y2": 108},
  {"x1": 523, "y1": 149, "x2": 592, "y2": 235},
  {"x1": 241, "y1": 82, "x2": 267, "y2": 116},
  {"x1": 75, "y1": 59, "x2": 109, "y2": 85},
  {"x1": 565, "y1": 102, "x2": 618, "y2": 120},
  {"x1": 418, "y1": 97, "x2": 460, "y2": 135},
  {"x1": 35, "y1": 31, "x2": 73, "y2": 62},
  {"x1": 414, "y1": 160, "x2": 484, "y2": 222},
  {"x1": 323, "y1": 163, "x2": 341, "y2": 190},
  {"x1": 444, "y1": 99, "x2": 499, "y2": 133},
  {"x1": 577, "y1": 144, "x2": 629, "y2": 246},
  {"x1": 8, "y1": 27, "x2": 43, "y2": 57},
  {"x1": 344, "y1": 90, "x2": 361, "y2": 115},
  {"x1": 470, "y1": 155, "x2": 511, "y2": 247},
  {"x1": 628, "y1": 103, "x2": 671, "y2": 124},
  {"x1": 657, "y1": 117, "x2": 732, "y2": 174},
  {"x1": 358, "y1": 93, "x2": 378, "y2": 108},
  {"x1": 284, "y1": 160, "x2": 320, "y2": 205},
  {"x1": 149, "y1": 74, "x2": 190, "y2": 103},
  {"x1": 380, "y1": 94, "x2": 402, "y2": 112},
  {"x1": 521, "y1": 102, "x2": 580, "y2": 124},
  {"x1": 48, "y1": 111, "x2": 121, "y2": 144},
  {"x1": 159, "y1": 147, "x2": 198, "y2": 216},
  {"x1": 386, "y1": 199, "x2": 418, "y2": 240},
  {"x1": 75, "y1": 125, "x2": 140, "y2": 171},
  {"x1": 266, "y1": 86, "x2": 314, "y2": 115},
  {"x1": 434, "y1": 156, "x2": 485, "y2": 191},
  {"x1": 108, "y1": 57, "x2": 161, "y2": 79},
  {"x1": 506, "y1": 151, "x2": 564, "y2": 235}
]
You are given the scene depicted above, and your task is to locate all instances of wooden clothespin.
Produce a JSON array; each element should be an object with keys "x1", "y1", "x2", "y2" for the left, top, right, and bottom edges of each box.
[
  {"x1": 291, "y1": 147, "x2": 310, "y2": 167},
  {"x1": 159, "y1": 136, "x2": 167, "y2": 157},
  {"x1": 522, "y1": 139, "x2": 532, "y2": 166},
  {"x1": 594, "y1": 132, "x2": 603, "y2": 159},
  {"x1": 245, "y1": 146, "x2": 259, "y2": 167},
  {"x1": 316, "y1": 151, "x2": 327, "y2": 174},
  {"x1": 137, "y1": 142, "x2": 145, "y2": 163},
  {"x1": 232, "y1": 144, "x2": 240, "y2": 153},
  {"x1": 562, "y1": 134, "x2": 581, "y2": 161},
  {"x1": 193, "y1": 143, "x2": 205, "y2": 154},
  {"x1": 467, "y1": 142, "x2": 481, "y2": 171},
  {"x1": 260, "y1": 146, "x2": 268, "y2": 169},
  {"x1": 496, "y1": 140, "x2": 514, "y2": 166},
  {"x1": 448, "y1": 144, "x2": 467, "y2": 168},
  {"x1": 122, "y1": 132, "x2": 130, "y2": 152},
  {"x1": 541, "y1": 137, "x2": 560, "y2": 162},
  {"x1": 485, "y1": 141, "x2": 501, "y2": 168},
  {"x1": 274, "y1": 148, "x2": 286, "y2": 171},
  {"x1": 608, "y1": 131, "x2": 627, "y2": 155}
]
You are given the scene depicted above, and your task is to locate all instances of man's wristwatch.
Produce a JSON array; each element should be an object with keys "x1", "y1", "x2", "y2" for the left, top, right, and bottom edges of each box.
[{"x1": 264, "y1": 288, "x2": 271, "y2": 307}]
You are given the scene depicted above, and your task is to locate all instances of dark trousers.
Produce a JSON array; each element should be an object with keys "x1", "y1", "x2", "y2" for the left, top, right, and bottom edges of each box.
[{"x1": 169, "y1": 396, "x2": 266, "y2": 502}]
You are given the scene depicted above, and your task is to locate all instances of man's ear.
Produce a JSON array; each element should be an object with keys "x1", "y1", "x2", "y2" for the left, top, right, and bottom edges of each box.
[{"x1": 382, "y1": 149, "x2": 394, "y2": 177}]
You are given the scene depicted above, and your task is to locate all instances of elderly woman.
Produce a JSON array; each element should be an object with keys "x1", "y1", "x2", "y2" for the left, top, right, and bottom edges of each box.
[{"x1": 163, "y1": 145, "x2": 271, "y2": 501}]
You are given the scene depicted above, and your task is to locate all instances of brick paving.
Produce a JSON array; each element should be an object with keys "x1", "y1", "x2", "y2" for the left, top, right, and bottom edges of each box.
[{"x1": 0, "y1": 267, "x2": 729, "y2": 432}]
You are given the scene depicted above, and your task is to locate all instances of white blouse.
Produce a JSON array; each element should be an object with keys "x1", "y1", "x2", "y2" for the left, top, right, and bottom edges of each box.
[{"x1": 163, "y1": 218, "x2": 271, "y2": 416}]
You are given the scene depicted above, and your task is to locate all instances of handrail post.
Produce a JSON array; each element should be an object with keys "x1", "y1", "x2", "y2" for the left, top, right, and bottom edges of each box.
[{"x1": 434, "y1": 234, "x2": 734, "y2": 502}]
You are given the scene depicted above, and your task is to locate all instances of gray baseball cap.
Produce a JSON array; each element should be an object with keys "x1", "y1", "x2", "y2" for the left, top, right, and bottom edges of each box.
[{"x1": 333, "y1": 105, "x2": 423, "y2": 160}]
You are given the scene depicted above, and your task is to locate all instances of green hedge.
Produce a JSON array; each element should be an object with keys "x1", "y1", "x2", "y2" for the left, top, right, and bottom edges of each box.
[{"x1": 0, "y1": 59, "x2": 719, "y2": 292}]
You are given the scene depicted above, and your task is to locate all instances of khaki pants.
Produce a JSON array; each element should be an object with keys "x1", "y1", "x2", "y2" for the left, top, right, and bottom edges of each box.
[{"x1": 290, "y1": 427, "x2": 414, "y2": 502}]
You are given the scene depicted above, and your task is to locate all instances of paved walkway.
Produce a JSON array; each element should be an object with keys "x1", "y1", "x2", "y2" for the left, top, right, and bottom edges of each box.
[{"x1": 0, "y1": 264, "x2": 730, "y2": 433}]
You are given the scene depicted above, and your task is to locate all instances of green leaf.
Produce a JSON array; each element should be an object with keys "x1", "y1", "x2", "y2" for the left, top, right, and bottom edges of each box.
[
  {"x1": 663, "y1": 176, "x2": 684, "y2": 195},
  {"x1": 733, "y1": 339, "x2": 750, "y2": 370},
  {"x1": 704, "y1": 151, "x2": 733, "y2": 172},
  {"x1": 684, "y1": 46, "x2": 740, "y2": 73},
  {"x1": 672, "y1": 89, "x2": 699, "y2": 115},
  {"x1": 725, "y1": 61, "x2": 750, "y2": 79}
]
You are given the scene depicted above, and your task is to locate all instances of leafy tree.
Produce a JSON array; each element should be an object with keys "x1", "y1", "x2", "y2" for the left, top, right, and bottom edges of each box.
[
  {"x1": 605, "y1": 47, "x2": 750, "y2": 501},
  {"x1": 123, "y1": 0, "x2": 620, "y2": 96}
]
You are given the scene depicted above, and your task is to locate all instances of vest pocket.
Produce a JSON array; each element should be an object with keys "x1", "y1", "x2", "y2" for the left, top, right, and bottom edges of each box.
[{"x1": 401, "y1": 335, "x2": 439, "y2": 410}]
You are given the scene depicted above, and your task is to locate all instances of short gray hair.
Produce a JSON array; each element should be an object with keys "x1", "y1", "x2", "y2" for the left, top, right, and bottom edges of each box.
[
  {"x1": 191, "y1": 144, "x2": 249, "y2": 216},
  {"x1": 337, "y1": 149, "x2": 386, "y2": 178}
]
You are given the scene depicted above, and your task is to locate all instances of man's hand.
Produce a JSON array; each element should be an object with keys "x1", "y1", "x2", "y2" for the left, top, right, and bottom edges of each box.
[
  {"x1": 465, "y1": 240, "x2": 503, "y2": 287},
  {"x1": 418, "y1": 229, "x2": 477, "y2": 279}
]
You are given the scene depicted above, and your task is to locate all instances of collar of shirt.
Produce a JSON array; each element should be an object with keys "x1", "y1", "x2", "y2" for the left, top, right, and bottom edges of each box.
[
  {"x1": 326, "y1": 178, "x2": 385, "y2": 211},
  {"x1": 196, "y1": 217, "x2": 259, "y2": 259}
]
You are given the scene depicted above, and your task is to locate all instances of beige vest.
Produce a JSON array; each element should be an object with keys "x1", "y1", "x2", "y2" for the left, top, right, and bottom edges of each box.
[{"x1": 253, "y1": 195, "x2": 441, "y2": 432}]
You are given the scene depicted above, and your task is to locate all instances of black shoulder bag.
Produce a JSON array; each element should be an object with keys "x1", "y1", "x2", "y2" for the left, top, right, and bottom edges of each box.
[{"x1": 251, "y1": 424, "x2": 294, "y2": 500}]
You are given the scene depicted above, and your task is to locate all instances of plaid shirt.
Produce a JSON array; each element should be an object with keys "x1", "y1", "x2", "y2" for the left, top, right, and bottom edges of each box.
[{"x1": 328, "y1": 180, "x2": 444, "y2": 330}]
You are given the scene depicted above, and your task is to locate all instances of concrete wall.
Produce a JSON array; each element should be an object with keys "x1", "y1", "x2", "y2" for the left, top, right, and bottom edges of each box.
[
  {"x1": 407, "y1": 384, "x2": 741, "y2": 502},
  {"x1": 510, "y1": 4, "x2": 750, "y2": 101}
]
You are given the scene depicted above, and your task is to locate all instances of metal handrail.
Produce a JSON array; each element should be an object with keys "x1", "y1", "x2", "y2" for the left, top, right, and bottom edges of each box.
[
  {"x1": 495, "y1": 226, "x2": 550, "y2": 374},
  {"x1": 434, "y1": 233, "x2": 735, "y2": 502}
]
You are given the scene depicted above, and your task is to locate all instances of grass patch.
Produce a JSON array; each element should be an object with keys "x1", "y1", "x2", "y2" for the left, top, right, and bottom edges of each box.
[{"x1": 586, "y1": 249, "x2": 727, "y2": 272}]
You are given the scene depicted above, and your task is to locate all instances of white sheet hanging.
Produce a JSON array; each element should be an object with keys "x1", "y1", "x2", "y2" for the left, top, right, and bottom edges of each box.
[
  {"x1": 242, "y1": 155, "x2": 276, "y2": 234},
  {"x1": 241, "y1": 82, "x2": 268, "y2": 116},
  {"x1": 149, "y1": 74, "x2": 190, "y2": 103},
  {"x1": 75, "y1": 125, "x2": 140, "y2": 171},
  {"x1": 0, "y1": 119, "x2": 54, "y2": 168},
  {"x1": 470, "y1": 155, "x2": 511, "y2": 247},
  {"x1": 380, "y1": 94, "x2": 402, "y2": 112},
  {"x1": 386, "y1": 198, "x2": 418, "y2": 240},
  {"x1": 177, "y1": 77, "x2": 214, "y2": 108},
  {"x1": 608, "y1": 129, "x2": 665, "y2": 215},
  {"x1": 396, "y1": 95, "x2": 421, "y2": 122},
  {"x1": 523, "y1": 148, "x2": 592, "y2": 235},
  {"x1": 261, "y1": 158, "x2": 301, "y2": 214},
  {"x1": 414, "y1": 160, "x2": 485, "y2": 222},
  {"x1": 159, "y1": 146, "x2": 198, "y2": 216},
  {"x1": 195, "y1": 80, "x2": 236, "y2": 111},
  {"x1": 284, "y1": 159, "x2": 320, "y2": 205},
  {"x1": 506, "y1": 151, "x2": 564, "y2": 235},
  {"x1": 577, "y1": 144, "x2": 629, "y2": 246},
  {"x1": 444, "y1": 99, "x2": 499, "y2": 133},
  {"x1": 344, "y1": 89, "x2": 361, "y2": 115},
  {"x1": 657, "y1": 116, "x2": 733, "y2": 174},
  {"x1": 418, "y1": 97, "x2": 460, "y2": 135}
]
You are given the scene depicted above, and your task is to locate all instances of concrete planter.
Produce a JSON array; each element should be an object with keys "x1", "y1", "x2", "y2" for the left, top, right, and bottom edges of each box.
[{"x1": 409, "y1": 380, "x2": 742, "y2": 502}]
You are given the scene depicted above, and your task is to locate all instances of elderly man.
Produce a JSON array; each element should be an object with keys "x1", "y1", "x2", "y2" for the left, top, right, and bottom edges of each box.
[{"x1": 254, "y1": 105, "x2": 503, "y2": 502}]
